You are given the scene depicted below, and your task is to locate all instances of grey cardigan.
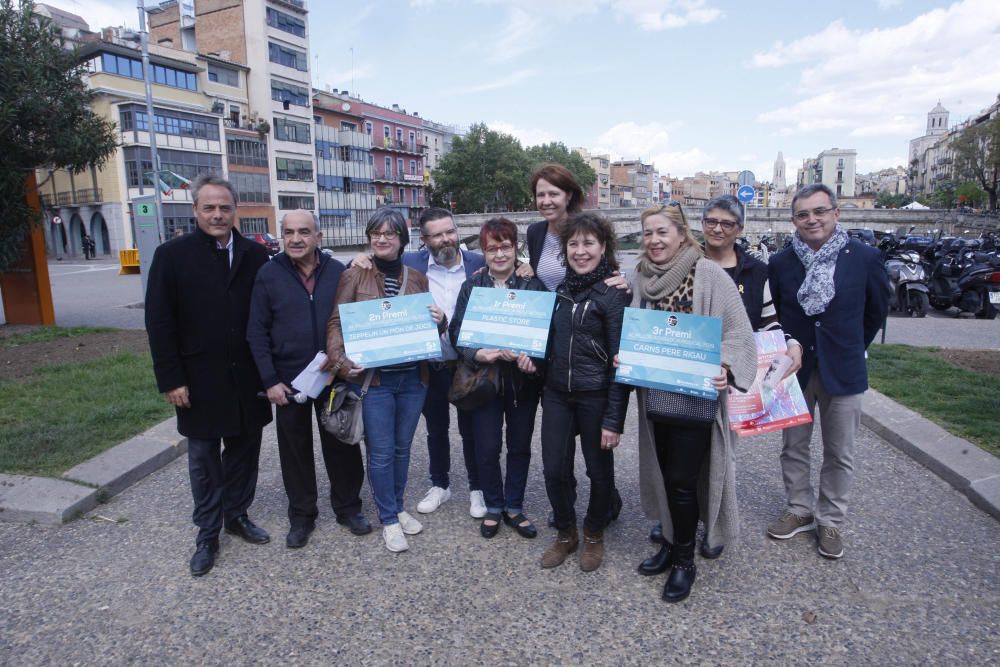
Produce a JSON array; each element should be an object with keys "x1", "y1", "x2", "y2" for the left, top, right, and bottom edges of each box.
[{"x1": 630, "y1": 258, "x2": 756, "y2": 550}]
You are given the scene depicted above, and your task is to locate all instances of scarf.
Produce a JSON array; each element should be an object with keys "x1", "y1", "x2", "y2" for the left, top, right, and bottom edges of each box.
[
  {"x1": 563, "y1": 256, "x2": 613, "y2": 295},
  {"x1": 636, "y1": 244, "x2": 701, "y2": 303},
  {"x1": 791, "y1": 225, "x2": 848, "y2": 316}
]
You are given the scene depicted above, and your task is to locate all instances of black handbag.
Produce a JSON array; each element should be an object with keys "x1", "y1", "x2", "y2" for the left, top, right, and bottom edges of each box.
[
  {"x1": 320, "y1": 370, "x2": 374, "y2": 445},
  {"x1": 645, "y1": 388, "x2": 718, "y2": 426},
  {"x1": 448, "y1": 361, "x2": 500, "y2": 411}
]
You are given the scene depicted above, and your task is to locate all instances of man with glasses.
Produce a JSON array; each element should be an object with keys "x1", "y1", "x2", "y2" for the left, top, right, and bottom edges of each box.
[
  {"x1": 352, "y1": 207, "x2": 487, "y2": 517},
  {"x1": 766, "y1": 184, "x2": 889, "y2": 560}
]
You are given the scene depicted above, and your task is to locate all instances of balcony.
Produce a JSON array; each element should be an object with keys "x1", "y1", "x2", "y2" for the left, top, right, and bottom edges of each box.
[
  {"x1": 373, "y1": 167, "x2": 424, "y2": 185},
  {"x1": 76, "y1": 188, "x2": 103, "y2": 204},
  {"x1": 376, "y1": 137, "x2": 423, "y2": 155}
]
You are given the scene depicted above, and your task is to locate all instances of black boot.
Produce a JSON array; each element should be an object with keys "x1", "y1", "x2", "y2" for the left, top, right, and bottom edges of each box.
[
  {"x1": 637, "y1": 542, "x2": 672, "y2": 576},
  {"x1": 662, "y1": 541, "x2": 696, "y2": 603}
]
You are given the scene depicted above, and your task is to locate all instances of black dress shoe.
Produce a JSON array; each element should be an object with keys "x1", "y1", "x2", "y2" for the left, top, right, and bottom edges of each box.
[
  {"x1": 286, "y1": 524, "x2": 314, "y2": 549},
  {"x1": 224, "y1": 516, "x2": 270, "y2": 544},
  {"x1": 190, "y1": 539, "x2": 218, "y2": 577},
  {"x1": 502, "y1": 512, "x2": 538, "y2": 539},
  {"x1": 336, "y1": 513, "x2": 373, "y2": 536},
  {"x1": 700, "y1": 541, "x2": 724, "y2": 559},
  {"x1": 480, "y1": 513, "x2": 501, "y2": 539},
  {"x1": 649, "y1": 522, "x2": 665, "y2": 544},
  {"x1": 637, "y1": 543, "x2": 672, "y2": 576}
]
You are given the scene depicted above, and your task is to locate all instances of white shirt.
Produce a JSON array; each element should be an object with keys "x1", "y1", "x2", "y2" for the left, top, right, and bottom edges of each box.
[
  {"x1": 216, "y1": 233, "x2": 233, "y2": 267},
  {"x1": 426, "y1": 252, "x2": 466, "y2": 360}
]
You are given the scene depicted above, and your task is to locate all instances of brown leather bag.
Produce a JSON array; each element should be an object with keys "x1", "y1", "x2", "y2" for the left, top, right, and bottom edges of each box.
[{"x1": 447, "y1": 361, "x2": 500, "y2": 411}]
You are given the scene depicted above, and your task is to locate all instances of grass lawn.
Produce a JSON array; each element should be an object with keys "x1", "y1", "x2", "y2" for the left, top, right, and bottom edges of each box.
[
  {"x1": 1, "y1": 325, "x2": 112, "y2": 348},
  {"x1": 868, "y1": 344, "x2": 1000, "y2": 458},
  {"x1": 0, "y1": 352, "x2": 173, "y2": 477}
]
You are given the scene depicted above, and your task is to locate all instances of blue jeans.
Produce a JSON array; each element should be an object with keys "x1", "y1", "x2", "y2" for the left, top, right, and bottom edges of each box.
[
  {"x1": 471, "y1": 373, "x2": 538, "y2": 515},
  {"x1": 425, "y1": 362, "x2": 478, "y2": 491},
  {"x1": 357, "y1": 368, "x2": 427, "y2": 526}
]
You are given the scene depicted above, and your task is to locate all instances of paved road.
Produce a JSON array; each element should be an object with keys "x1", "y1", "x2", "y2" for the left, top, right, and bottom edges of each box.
[{"x1": 1, "y1": 410, "x2": 997, "y2": 664}]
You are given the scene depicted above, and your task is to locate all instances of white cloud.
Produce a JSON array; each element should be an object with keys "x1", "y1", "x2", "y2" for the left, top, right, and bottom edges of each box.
[
  {"x1": 877, "y1": 0, "x2": 903, "y2": 9},
  {"x1": 591, "y1": 120, "x2": 712, "y2": 174},
  {"x1": 455, "y1": 69, "x2": 537, "y2": 94},
  {"x1": 753, "y1": 0, "x2": 1000, "y2": 140},
  {"x1": 319, "y1": 62, "x2": 375, "y2": 90},
  {"x1": 612, "y1": 0, "x2": 724, "y2": 31},
  {"x1": 487, "y1": 7, "x2": 542, "y2": 64},
  {"x1": 487, "y1": 121, "x2": 557, "y2": 146}
]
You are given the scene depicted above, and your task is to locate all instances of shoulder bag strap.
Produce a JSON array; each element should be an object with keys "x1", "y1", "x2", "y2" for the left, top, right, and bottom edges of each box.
[{"x1": 359, "y1": 368, "x2": 375, "y2": 398}]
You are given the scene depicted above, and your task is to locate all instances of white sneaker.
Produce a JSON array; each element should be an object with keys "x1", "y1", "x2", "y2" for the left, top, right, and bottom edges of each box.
[
  {"x1": 397, "y1": 511, "x2": 423, "y2": 535},
  {"x1": 469, "y1": 490, "x2": 487, "y2": 519},
  {"x1": 383, "y1": 524, "x2": 408, "y2": 552},
  {"x1": 417, "y1": 486, "x2": 451, "y2": 514}
]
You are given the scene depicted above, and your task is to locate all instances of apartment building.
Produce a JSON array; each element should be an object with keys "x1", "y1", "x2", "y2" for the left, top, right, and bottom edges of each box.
[
  {"x1": 796, "y1": 148, "x2": 857, "y2": 198},
  {"x1": 610, "y1": 159, "x2": 655, "y2": 208},
  {"x1": 573, "y1": 147, "x2": 611, "y2": 209}
]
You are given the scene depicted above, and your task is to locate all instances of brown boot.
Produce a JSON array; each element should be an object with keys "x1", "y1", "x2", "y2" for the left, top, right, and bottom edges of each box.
[
  {"x1": 579, "y1": 528, "x2": 605, "y2": 572},
  {"x1": 541, "y1": 526, "x2": 579, "y2": 568}
]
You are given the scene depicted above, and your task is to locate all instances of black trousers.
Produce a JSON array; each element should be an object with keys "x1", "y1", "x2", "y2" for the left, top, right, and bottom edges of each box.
[
  {"x1": 542, "y1": 388, "x2": 613, "y2": 533},
  {"x1": 187, "y1": 426, "x2": 263, "y2": 545},
  {"x1": 275, "y1": 394, "x2": 365, "y2": 529},
  {"x1": 653, "y1": 421, "x2": 712, "y2": 546}
]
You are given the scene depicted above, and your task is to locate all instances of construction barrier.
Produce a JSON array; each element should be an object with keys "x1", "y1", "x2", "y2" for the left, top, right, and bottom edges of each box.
[{"x1": 119, "y1": 248, "x2": 140, "y2": 275}]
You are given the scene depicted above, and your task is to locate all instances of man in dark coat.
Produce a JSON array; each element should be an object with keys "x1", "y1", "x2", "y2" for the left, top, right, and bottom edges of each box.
[
  {"x1": 247, "y1": 210, "x2": 370, "y2": 550},
  {"x1": 766, "y1": 183, "x2": 890, "y2": 560},
  {"x1": 145, "y1": 173, "x2": 273, "y2": 576}
]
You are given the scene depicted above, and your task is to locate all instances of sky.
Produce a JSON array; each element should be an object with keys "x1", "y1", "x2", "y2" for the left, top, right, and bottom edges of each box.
[{"x1": 42, "y1": 0, "x2": 1000, "y2": 183}]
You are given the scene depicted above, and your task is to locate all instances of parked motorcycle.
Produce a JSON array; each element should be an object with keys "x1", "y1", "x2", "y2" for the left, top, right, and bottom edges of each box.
[
  {"x1": 880, "y1": 235, "x2": 930, "y2": 317},
  {"x1": 926, "y1": 248, "x2": 1000, "y2": 319}
]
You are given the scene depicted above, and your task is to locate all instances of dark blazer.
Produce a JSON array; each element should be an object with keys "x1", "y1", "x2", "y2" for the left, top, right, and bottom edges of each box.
[
  {"x1": 402, "y1": 247, "x2": 485, "y2": 278},
  {"x1": 145, "y1": 227, "x2": 273, "y2": 438},
  {"x1": 768, "y1": 238, "x2": 890, "y2": 396},
  {"x1": 526, "y1": 220, "x2": 549, "y2": 272},
  {"x1": 247, "y1": 251, "x2": 345, "y2": 389}
]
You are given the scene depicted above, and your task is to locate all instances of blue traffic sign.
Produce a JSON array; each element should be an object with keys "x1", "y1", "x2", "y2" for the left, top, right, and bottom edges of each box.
[{"x1": 737, "y1": 185, "x2": 755, "y2": 203}]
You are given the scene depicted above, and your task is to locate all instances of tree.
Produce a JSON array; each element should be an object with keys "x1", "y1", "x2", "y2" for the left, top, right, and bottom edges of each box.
[
  {"x1": 956, "y1": 181, "x2": 987, "y2": 208},
  {"x1": 951, "y1": 114, "x2": 1000, "y2": 211},
  {"x1": 930, "y1": 181, "x2": 956, "y2": 209},
  {"x1": 0, "y1": 0, "x2": 117, "y2": 271},
  {"x1": 431, "y1": 123, "x2": 531, "y2": 213},
  {"x1": 524, "y1": 142, "x2": 597, "y2": 192},
  {"x1": 875, "y1": 191, "x2": 913, "y2": 209}
]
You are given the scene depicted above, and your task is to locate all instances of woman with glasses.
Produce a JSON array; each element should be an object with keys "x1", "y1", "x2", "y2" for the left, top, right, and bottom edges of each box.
[
  {"x1": 519, "y1": 164, "x2": 626, "y2": 524},
  {"x1": 646, "y1": 195, "x2": 805, "y2": 557},
  {"x1": 630, "y1": 202, "x2": 755, "y2": 602},
  {"x1": 449, "y1": 218, "x2": 546, "y2": 539},
  {"x1": 326, "y1": 208, "x2": 447, "y2": 553},
  {"x1": 541, "y1": 212, "x2": 630, "y2": 573}
]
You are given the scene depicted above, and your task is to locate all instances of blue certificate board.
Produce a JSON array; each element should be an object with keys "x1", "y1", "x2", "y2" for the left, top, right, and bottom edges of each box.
[
  {"x1": 615, "y1": 308, "x2": 722, "y2": 399},
  {"x1": 339, "y1": 292, "x2": 441, "y2": 368},
  {"x1": 456, "y1": 287, "x2": 556, "y2": 358}
]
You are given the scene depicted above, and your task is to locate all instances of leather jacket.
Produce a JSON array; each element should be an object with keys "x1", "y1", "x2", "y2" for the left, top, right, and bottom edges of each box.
[{"x1": 545, "y1": 280, "x2": 631, "y2": 433}]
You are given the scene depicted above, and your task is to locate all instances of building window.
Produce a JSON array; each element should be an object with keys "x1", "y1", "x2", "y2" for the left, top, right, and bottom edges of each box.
[
  {"x1": 395, "y1": 128, "x2": 403, "y2": 146},
  {"x1": 270, "y1": 80, "x2": 310, "y2": 107},
  {"x1": 383, "y1": 126, "x2": 390, "y2": 140},
  {"x1": 409, "y1": 159, "x2": 417, "y2": 175},
  {"x1": 239, "y1": 217, "x2": 268, "y2": 234},
  {"x1": 230, "y1": 172, "x2": 271, "y2": 203},
  {"x1": 411, "y1": 189, "x2": 417, "y2": 205},
  {"x1": 396, "y1": 158, "x2": 404, "y2": 176},
  {"x1": 101, "y1": 52, "x2": 196, "y2": 90},
  {"x1": 226, "y1": 136, "x2": 268, "y2": 167},
  {"x1": 119, "y1": 104, "x2": 219, "y2": 141},
  {"x1": 123, "y1": 146, "x2": 222, "y2": 187},
  {"x1": 274, "y1": 117, "x2": 311, "y2": 143},
  {"x1": 365, "y1": 121, "x2": 373, "y2": 135},
  {"x1": 266, "y1": 7, "x2": 306, "y2": 38},
  {"x1": 341, "y1": 121, "x2": 356, "y2": 131},
  {"x1": 268, "y1": 42, "x2": 308, "y2": 71},
  {"x1": 278, "y1": 195, "x2": 315, "y2": 210},
  {"x1": 207, "y1": 63, "x2": 239, "y2": 87},
  {"x1": 384, "y1": 157, "x2": 391, "y2": 177},
  {"x1": 399, "y1": 187, "x2": 404, "y2": 202},
  {"x1": 275, "y1": 157, "x2": 313, "y2": 181}
]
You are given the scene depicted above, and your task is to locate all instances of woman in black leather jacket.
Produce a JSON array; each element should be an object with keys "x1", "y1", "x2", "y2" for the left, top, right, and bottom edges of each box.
[
  {"x1": 450, "y1": 218, "x2": 547, "y2": 540},
  {"x1": 540, "y1": 212, "x2": 630, "y2": 573}
]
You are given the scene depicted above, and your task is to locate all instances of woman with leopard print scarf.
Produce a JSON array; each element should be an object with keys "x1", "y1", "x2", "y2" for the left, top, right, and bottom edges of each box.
[{"x1": 629, "y1": 202, "x2": 756, "y2": 603}]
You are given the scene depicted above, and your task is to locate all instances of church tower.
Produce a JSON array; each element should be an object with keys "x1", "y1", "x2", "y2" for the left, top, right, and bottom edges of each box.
[
  {"x1": 773, "y1": 151, "x2": 786, "y2": 190},
  {"x1": 927, "y1": 101, "x2": 949, "y2": 136}
]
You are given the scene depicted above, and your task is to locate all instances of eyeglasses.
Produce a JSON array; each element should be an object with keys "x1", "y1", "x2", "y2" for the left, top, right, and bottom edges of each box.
[
  {"x1": 484, "y1": 242, "x2": 515, "y2": 255},
  {"x1": 793, "y1": 207, "x2": 836, "y2": 222},
  {"x1": 703, "y1": 218, "x2": 739, "y2": 231},
  {"x1": 665, "y1": 200, "x2": 680, "y2": 207},
  {"x1": 423, "y1": 228, "x2": 458, "y2": 242},
  {"x1": 368, "y1": 230, "x2": 399, "y2": 240}
]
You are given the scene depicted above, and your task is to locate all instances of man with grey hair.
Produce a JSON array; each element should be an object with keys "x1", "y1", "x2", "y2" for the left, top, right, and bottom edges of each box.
[
  {"x1": 146, "y1": 173, "x2": 273, "y2": 576},
  {"x1": 766, "y1": 183, "x2": 889, "y2": 559},
  {"x1": 247, "y1": 209, "x2": 370, "y2": 549}
]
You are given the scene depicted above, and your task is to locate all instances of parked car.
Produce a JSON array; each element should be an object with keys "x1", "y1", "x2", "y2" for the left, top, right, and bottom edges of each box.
[{"x1": 253, "y1": 232, "x2": 280, "y2": 256}]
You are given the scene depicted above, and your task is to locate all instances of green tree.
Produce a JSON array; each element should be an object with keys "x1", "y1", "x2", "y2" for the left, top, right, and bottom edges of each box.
[
  {"x1": 875, "y1": 191, "x2": 912, "y2": 209},
  {"x1": 431, "y1": 123, "x2": 530, "y2": 213},
  {"x1": 951, "y1": 114, "x2": 1000, "y2": 211},
  {"x1": 956, "y1": 181, "x2": 987, "y2": 208},
  {"x1": 931, "y1": 181, "x2": 956, "y2": 209},
  {"x1": 0, "y1": 0, "x2": 117, "y2": 271},
  {"x1": 524, "y1": 142, "x2": 597, "y2": 192}
]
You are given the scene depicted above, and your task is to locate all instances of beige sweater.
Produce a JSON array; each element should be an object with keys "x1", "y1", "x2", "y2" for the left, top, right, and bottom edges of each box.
[{"x1": 629, "y1": 258, "x2": 756, "y2": 549}]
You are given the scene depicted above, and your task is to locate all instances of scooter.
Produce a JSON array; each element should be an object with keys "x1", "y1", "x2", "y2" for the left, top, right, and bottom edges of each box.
[
  {"x1": 927, "y1": 249, "x2": 1000, "y2": 319},
  {"x1": 881, "y1": 236, "x2": 930, "y2": 317}
]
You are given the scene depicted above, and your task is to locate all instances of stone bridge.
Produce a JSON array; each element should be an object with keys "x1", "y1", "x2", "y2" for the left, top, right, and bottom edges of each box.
[{"x1": 452, "y1": 207, "x2": 999, "y2": 247}]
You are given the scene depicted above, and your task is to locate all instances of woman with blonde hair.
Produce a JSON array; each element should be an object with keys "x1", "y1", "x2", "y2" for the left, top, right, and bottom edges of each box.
[{"x1": 629, "y1": 201, "x2": 756, "y2": 602}]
